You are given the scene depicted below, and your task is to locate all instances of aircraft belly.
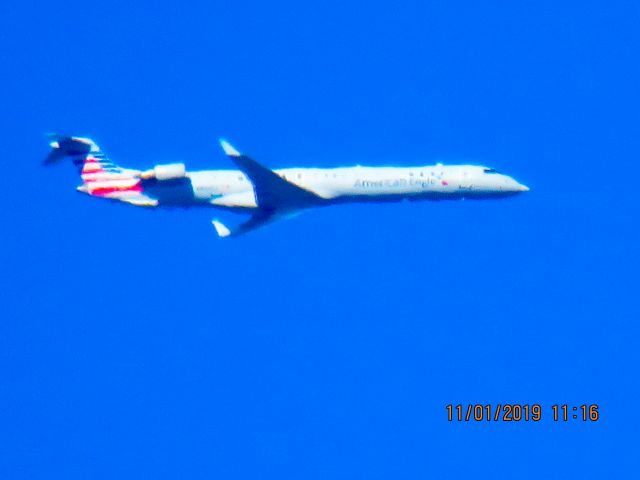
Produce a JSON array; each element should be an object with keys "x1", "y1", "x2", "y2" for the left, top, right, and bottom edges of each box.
[
  {"x1": 210, "y1": 191, "x2": 258, "y2": 209},
  {"x1": 140, "y1": 177, "x2": 198, "y2": 206},
  {"x1": 336, "y1": 184, "x2": 433, "y2": 198}
]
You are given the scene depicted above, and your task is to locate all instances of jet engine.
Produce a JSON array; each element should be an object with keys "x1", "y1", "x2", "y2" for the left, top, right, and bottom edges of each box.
[{"x1": 139, "y1": 163, "x2": 186, "y2": 181}]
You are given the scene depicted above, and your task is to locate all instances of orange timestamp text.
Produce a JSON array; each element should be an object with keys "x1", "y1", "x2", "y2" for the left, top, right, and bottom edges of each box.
[{"x1": 446, "y1": 404, "x2": 599, "y2": 422}]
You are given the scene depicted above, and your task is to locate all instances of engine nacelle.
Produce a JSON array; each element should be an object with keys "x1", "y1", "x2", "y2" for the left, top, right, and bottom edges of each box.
[{"x1": 140, "y1": 163, "x2": 186, "y2": 181}]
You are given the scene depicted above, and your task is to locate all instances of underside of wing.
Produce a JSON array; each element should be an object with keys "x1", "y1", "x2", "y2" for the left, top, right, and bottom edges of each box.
[
  {"x1": 212, "y1": 211, "x2": 277, "y2": 238},
  {"x1": 219, "y1": 139, "x2": 322, "y2": 211}
]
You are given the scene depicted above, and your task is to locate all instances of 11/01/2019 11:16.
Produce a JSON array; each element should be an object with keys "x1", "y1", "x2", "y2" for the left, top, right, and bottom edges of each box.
[{"x1": 446, "y1": 404, "x2": 600, "y2": 422}]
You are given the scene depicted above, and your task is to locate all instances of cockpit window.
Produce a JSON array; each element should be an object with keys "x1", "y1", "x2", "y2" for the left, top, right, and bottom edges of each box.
[{"x1": 483, "y1": 168, "x2": 500, "y2": 174}]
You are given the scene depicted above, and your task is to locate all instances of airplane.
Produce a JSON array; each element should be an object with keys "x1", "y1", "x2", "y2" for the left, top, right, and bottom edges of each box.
[{"x1": 44, "y1": 135, "x2": 529, "y2": 237}]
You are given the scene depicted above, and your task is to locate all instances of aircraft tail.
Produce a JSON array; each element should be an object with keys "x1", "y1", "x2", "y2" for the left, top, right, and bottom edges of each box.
[
  {"x1": 45, "y1": 134, "x2": 124, "y2": 175},
  {"x1": 44, "y1": 135, "x2": 154, "y2": 205}
]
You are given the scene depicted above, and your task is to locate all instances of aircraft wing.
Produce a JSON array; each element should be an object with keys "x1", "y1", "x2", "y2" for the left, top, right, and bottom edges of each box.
[
  {"x1": 212, "y1": 212, "x2": 278, "y2": 238},
  {"x1": 219, "y1": 139, "x2": 322, "y2": 210}
]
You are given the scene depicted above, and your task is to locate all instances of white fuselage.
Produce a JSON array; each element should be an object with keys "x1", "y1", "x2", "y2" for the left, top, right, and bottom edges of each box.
[
  {"x1": 49, "y1": 135, "x2": 529, "y2": 236},
  {"x1": 179, "y1": 164, "x2": 528, "y2": 210}
]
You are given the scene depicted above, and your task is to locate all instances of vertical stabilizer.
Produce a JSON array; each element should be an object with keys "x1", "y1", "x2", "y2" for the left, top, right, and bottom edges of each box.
[{"x1": 44, "y1": 135, "x2": 153, "y2": 204}]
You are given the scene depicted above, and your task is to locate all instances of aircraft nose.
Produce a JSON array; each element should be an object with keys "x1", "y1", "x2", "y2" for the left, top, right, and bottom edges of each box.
[{"x1": 502, "y1": 176, "x2": 529, "y2": 193}]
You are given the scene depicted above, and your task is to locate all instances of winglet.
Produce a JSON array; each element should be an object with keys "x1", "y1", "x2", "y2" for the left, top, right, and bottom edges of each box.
[
  {"x1": 219, "y1": 139, "x2": 241, "y2": 157},
  {"x1": 212, "y1": 219, "x2": 232, "y2": 238}
]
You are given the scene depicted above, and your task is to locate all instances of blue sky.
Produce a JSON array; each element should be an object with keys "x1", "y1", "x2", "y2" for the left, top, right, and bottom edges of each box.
[{"x1": 1, "y1": 0, "x2": 638, "y2": 478}]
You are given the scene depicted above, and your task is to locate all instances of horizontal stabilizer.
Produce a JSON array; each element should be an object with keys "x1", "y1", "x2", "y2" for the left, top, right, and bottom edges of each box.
[{"x1": 44, "y1": 134, "x2": 97, "y2": 165}]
